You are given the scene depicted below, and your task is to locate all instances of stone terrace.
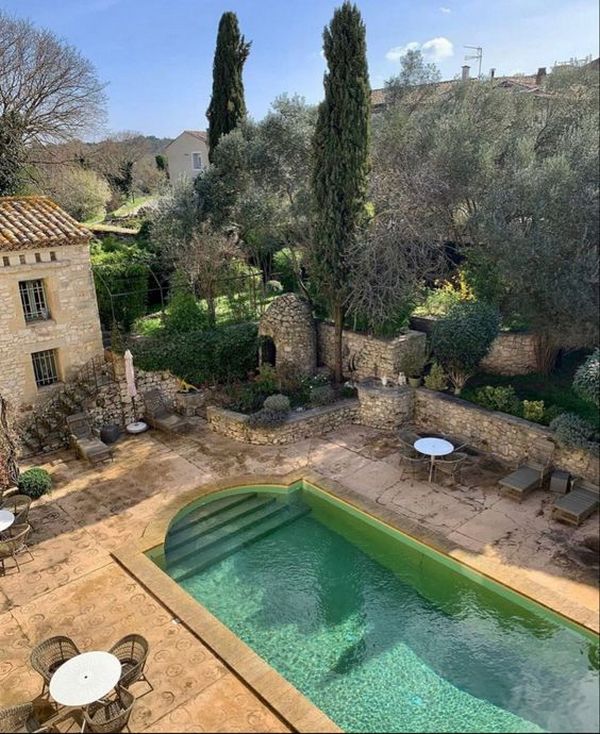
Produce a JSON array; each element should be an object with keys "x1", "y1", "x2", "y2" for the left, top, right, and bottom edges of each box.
[{"x1": 1, "y1": 422, "x2": 598, "y2": 730}]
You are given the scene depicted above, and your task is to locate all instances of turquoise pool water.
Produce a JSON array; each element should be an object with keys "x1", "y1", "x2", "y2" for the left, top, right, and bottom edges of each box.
[{"x1": 163, "y1": 486, "x2": 599, "y2": 733}]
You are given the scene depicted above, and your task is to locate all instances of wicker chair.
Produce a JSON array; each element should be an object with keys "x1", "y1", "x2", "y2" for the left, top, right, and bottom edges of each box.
[
  {"x1": 109, "y1": 634, "x2": 151, "y2": 691},
  {"x1": 435, "y1": 452, "x2": 469, "y2": 485},
  {"x1": 0, "y1": 701, "x2": 41, "y2": 733},
  {"x1": 1, "y1": 494, "x2": 32, "y2": 525},
  {"x1": 83, "y1": 686, "x2": 135, "y2": 733},
  {"x1": 398, "y1": 428, "x2": 420, "y2": 451},
  {"x1": 0, "y1": 524, "x2": 32, "y2": 575},
  {"x1": 30, "y1": 636, "x2": 81, "y2": 696},
  {"x1": 398, "y1": 447, "x2": 429, "y2": 480}
]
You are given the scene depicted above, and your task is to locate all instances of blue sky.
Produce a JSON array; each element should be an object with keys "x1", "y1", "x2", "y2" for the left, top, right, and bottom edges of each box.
[{"x1": 4, "y1": 0, "x2": 599, "y2": 138}]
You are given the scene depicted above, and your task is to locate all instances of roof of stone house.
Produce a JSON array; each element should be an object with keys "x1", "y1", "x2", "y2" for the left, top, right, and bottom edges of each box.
[
  {"x1": 371, "y1": 73, "x2": 542, "y2": 110},
  {"x1": 165, "y1": 130, "x2": 208, "y2": 148},
  {"x1": 0, "y1": 196, "x2": 92, "y2": 251}
]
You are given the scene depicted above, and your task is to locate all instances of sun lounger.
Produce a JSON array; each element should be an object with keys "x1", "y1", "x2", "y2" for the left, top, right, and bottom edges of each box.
[
  {"x1": 142, "y1": 389, "x2": 189, "y2": 434},
  {"x1": 66, "y1": 413, "x2": 112, "y2": 465},
  {"x1": 498, "y1": 463, "x2": 547, "y2": 502},
  {"x1": 552, "y1": 479, "x2": 599, "y2": 526}
]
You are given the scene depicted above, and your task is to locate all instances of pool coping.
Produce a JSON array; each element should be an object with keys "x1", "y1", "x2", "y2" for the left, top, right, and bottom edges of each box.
[{"x1": 113, "y1": 469, "x2": 599, "y2": 733}]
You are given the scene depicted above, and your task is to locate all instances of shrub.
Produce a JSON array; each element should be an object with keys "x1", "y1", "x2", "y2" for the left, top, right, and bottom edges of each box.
[
  {"x1": 263, "y1": 394, "x2": 291, "y2": 413},
  {"x1": 18, "y1": 468, "x2": 52, "y2": 498},
  {"x1": 522, "y1": 399, "x2": 545, "y2": 423},
  {"x1": 92, "y1": 245, "x2": 149, "y2": 331},
  {"x1": 132, "y1": 322, "x2": 258, "y2": 385},
  {"x1": 543, "y1": 404, "x2": 565, "y2": 425},
  {"x1": 276, "y1": 361, "x2": 305, "y2": 396},
  {"x1": 164, "y1": 288, "x2": 207, "y2": 334},
  {"x1": 310, "y1": 384, "x2": 336, "y2": 407},
  {"x1": 247, "y1": 408, "x2": 288, "y2": 429},
  {"x1": 573, "y1": 349, "x2": 600, "y2": 407},
  {"x1": 473, "y1": 385, "x2": 522, "y2": 416},
  {"x1": 431, "y1": 301, "x2": 500, "y2": 394},
  {"x1": 39, "y1": 166, "x2": 111, "y2": 222},
  {"x1": 550, "y1": 412, "x2": 599, "y2": 455},
  {"x1": 254, "y1": 364, "x2": 279, "y2": 394},
  {"x1": 424, "y1": 362, "x2": 448, "y2": 391}
]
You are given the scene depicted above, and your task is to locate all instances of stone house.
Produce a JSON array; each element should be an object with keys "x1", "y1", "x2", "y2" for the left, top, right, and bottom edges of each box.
[
  {"x1": 0, "y1": 196, "x2": 103, "y2": 416},
  {"x1": 164, "y1": 130, "x2": 210, "y2": 182}
]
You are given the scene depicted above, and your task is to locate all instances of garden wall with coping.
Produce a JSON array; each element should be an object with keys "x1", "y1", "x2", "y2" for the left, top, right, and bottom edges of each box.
[
  {"x1": 357, "y1": 382, "x2": 414, "y2": 430},
  {"x1": 414, "y1": 388, "x2": 599, "y2": 483},
  {"x1": 206, "y1": 400, "x2": 359, "y2": 446},
  {"x1": 409, "y1": 316, "x2": 538, "y2": 376},
  {"x1": 317, "y1": 323, "x2": 426, "y2": 381}
]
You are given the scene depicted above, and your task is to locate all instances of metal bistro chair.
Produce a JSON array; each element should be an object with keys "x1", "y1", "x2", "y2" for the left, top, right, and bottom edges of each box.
[
  {"x1": 30, "y1": 636, "x2": 81, "y2": 698},
  {"x1": 435, "y1": 452, "x2": 469, "y2": 485},
  {"x1": 0, "y1": 524, "x2": 32, "y2": 575},
  {"x1": 108, "y1": 634, "x2": 152, "y2": 693},
  {"x1": 82, "y1": 686, "x2": 135, "y2": 734},
  {"x1": 398, "y1": 446, "x2": 429, "y2": 480}
]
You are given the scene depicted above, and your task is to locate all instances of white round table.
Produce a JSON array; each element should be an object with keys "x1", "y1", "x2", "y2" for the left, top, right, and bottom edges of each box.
[
  {"x1": 49, "y1": 651, "x2": 121, "y2": 707},
  {"x1": 0, "y1": 509, "x2": 15, "y2": 534},
  {"x1": 414, "y1": 437, "x2": 454, "y2": 482}
]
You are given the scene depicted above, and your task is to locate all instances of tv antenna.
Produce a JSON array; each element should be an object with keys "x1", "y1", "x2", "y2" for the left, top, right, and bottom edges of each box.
[{"x1": 464, "y1": 45, "x2": 483, "y2": 78}]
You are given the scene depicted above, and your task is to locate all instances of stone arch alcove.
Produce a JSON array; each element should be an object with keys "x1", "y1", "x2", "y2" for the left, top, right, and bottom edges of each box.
[{"x1": 258, "y1": 293, "x2": 316, "y2": 375}]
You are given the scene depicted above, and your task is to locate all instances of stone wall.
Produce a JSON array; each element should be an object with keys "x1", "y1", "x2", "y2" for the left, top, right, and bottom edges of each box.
[
  {"x1": 317, "y1": 323, "x2": 426, "y2": 381},
  {"x1": 0, "y1": 243, "x2": 103, "y2": 416},
  {"x1": 207, "y1": 400, "x2": 359, "y2": 446},
  {"x1": 410, "y1": 316, "x2": 538, "y2": 376},
  {"x1": 414, "y1": 389, "x2": 599, "y2": 483},
  {"x1": 85, "y1": 355, "x2": 181, "y2": 432},
  {"x1": 357, "y1": 382, "x2": 414, "y2": 430},
  {"x1": 480, "y1": 332, "x2": 538, "y2": 375}
]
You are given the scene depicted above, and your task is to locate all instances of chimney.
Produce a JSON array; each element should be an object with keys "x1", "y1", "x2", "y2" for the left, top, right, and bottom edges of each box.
[
  {"x1": 535, "y1": 66, "x2": 547, "y2": 85},
  {"x1": 461, "y1": 65, "x2": 470, "y2": 81},
  {"x1": 490, "y1": 68, "x2": 496, "y2": 79}
]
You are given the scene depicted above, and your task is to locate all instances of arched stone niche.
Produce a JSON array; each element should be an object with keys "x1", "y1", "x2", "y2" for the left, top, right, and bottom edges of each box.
[{"x1": 258, "y1": 293, "x2": 316, "y2": 375}]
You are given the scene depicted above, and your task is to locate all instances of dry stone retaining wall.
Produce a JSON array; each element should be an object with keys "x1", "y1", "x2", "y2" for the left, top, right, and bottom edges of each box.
[
  {"x1": 357, "y1": 382, "x2": 414, "y2": 430},
  {"x1": 480, "y1": 332, "x2": 538, "y2": 375},
  {"x1": 317, "y1": 323, "x2": 426, "y2": 381},
  {"x1": 206, "y1": 400, "x2": 359, "y2": 445}
]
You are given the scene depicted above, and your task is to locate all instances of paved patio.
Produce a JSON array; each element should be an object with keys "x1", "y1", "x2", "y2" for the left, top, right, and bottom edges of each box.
[{"x1": 1, "y1": 421, "x2": 598, "y2": 731}]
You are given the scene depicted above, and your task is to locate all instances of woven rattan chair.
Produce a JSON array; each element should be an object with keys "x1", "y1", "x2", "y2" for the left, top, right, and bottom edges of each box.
[
  {"x1": 30, "y1": 636, "x2": 81, "y2": 696},
  {"x1": 0, "y1": 701, "x2": 41, "y2": 733},
  {"x1": 0, "y1": 524, "x2": 32, "y2": 575},
  {"x1": 398, "y1": 447, "x2": 429, "y2": 480},
  {"x1": 435, "y1": 452, "x2": 469, "y2": 485},
  {"x1": 1, "y1": 494, "x2": 32, "y2": 525},
  {"x1": 83, "y1": 686, "x2": 135, "y2": 733},
  {"x1": 108, "y1": 634, "x2": 151, "y2": 691}
]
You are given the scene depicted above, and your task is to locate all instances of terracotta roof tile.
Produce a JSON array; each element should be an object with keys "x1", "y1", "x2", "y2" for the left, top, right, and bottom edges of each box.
[{"x1": 0, "y1": 196, "x2": 91, "y2": 252}]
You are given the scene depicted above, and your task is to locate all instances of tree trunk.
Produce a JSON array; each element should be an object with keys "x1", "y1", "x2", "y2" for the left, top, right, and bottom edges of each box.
[
  {"x1": 333, "y1": 303, "x2": 345, "y2": 384},
  {"x1": 534, "y1": 333, "x2": 558, "y2": 374},
  {"x1": 206, "y1": 292, "x2": 217, "y2": 329}
]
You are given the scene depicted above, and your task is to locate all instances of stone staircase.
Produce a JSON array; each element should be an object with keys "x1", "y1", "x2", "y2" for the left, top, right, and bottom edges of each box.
[{"x1": 17, "y1": 354, "x2": 117, "y2": 457}]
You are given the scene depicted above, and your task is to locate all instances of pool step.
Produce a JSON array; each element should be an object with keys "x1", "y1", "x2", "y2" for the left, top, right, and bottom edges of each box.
[
  {"x1": 166, "y1": 498, "x2": 280, "y2": 566},
  {"x1": 170, "y1": 493, "x2": 257, "y2": 536},
  {"x1": 169, "y1": 503, "x2": 310, "y2": 581},
  {"x1": 167, "y1": 495, "x2": 273, "y2": 552}
]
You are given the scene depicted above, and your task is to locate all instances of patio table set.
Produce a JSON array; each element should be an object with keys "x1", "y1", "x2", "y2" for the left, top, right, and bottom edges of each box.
[
  {"x1": 398, "y1": 429, "x2": 470, "y2": 484},
  {"x1": 0, "y1": 634, "x2": 150, "y2": 733}
]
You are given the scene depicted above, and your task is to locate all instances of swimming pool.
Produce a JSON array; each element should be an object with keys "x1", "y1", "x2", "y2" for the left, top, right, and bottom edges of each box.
[{"x1": 158, "y1": 481, "x2": 599, "y2": 733}]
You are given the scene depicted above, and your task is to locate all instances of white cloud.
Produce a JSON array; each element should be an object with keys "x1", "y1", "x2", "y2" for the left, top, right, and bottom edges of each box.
[
  {"x1": 386, "y1": 37, "x2": 454, "y2": 63},
  {"x1": 422, "y1": 37, "x2": 454, "y2": 59},
  {"x1": 440, "y1": 6, "x2": 451, "y2": 13},
  {"x1": 385, "y1": 42, "x2": 420, "y2": 62}
]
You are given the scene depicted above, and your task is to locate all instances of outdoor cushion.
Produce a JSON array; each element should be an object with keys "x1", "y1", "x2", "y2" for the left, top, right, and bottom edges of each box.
[
  {"x1": 498, "y1": 464, "x2": 542, "y2": 502},
  {"x1": 552, "y1": 481, "x2": 599, "y2": 526}
]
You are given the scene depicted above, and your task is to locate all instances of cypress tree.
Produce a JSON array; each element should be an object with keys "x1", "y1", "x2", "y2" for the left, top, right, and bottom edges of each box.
[
  {"x1": 311, "y1": 2, "x2": 370, "y2": 382},
  {"x1": 206, "y1": 12, "x2": 251, "y2": 162}
]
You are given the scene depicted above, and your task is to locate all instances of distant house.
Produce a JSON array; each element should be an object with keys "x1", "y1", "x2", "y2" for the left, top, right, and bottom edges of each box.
[
  {"x1": 0, "y1": 196, "x2": 103, "y2": 415},
  {"x1": 164, "y1": 130, "x2": 210, "y2": 182}
]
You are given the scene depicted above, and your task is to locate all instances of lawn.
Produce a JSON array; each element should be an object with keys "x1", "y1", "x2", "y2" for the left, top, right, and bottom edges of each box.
[
  {"x1": 463, "y1": 350, "x2": 599, "y2": 425},
  {"x1": 110, "y1": 195, "x2": 157, "y2": 218}
]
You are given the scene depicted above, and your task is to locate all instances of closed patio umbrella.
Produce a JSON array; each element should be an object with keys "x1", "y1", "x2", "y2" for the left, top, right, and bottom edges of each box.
[{"x1": 124, "y1": 350, "x2": 137, "y2": 422}]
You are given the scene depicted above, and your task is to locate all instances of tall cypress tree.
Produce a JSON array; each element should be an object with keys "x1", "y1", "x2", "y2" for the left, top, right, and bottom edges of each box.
[
  {"x1": 311, "y1": 2, "x2": 370, "y2": 382},
  {"x1": 206, "y1": 12, "x2": 251, "y2": 162}
]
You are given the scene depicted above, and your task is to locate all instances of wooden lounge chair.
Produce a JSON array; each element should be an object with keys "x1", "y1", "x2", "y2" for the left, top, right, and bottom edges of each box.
[
  {"x1": 66, "y1": 413, "x2": 112, "y2": 465},
  {"x1": 142, "y1": 389, "x2": 188, "y2": 434},
  {"x1": 552, "y1": 479, "x2": 599, "y2": 526},
  {"x1": 498, "y1": 463, "x2": 548, "y2": 502}
]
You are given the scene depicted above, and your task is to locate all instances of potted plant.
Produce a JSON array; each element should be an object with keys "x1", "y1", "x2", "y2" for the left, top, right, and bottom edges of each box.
[{"x1": 401, "y1": 350, "x2": 427, "y2": 387}]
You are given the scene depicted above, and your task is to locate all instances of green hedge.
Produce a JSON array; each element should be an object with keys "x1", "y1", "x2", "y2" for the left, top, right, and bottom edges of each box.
[
  {"x1": 131, "y1": 323, "x2": 258, "y2": 385},
  {"x1": 92, "y1": 245, "x2": 149, "y2": 331}
]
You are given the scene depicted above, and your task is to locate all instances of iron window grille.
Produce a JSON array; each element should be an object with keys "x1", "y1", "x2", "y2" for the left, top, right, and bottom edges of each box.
[
  {"x1": 32, "y1": 349, "x2": 59, "y2": 387},
  {"x1": 19, "y1": 279, "x2": 50, "y2": 322}
]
